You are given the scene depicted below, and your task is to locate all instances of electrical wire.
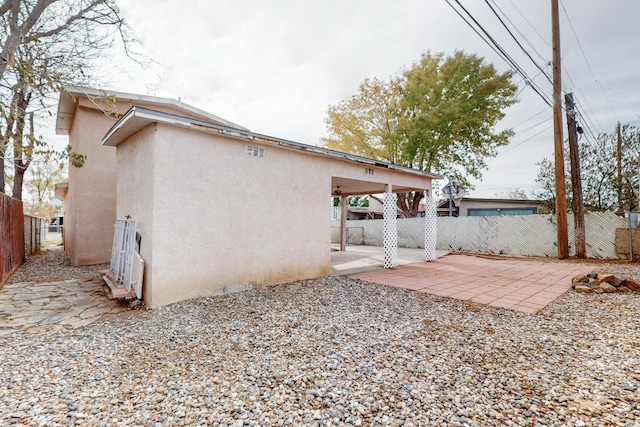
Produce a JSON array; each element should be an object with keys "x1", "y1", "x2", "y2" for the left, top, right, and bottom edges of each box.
[
  {"x1": 488, "y1": 0, "x2": 548, "y2": 64},
  {"x1": 483, "y1": 0, "x2": 553, "y2": 86},
  {"x1": 445, "y1": 0, "x2": 553, "y2": 108},
  {"x1": 559, "y1": 0, "x2": 619, "y2": 122},
  {"x1": 515, "y1": 117, "x2": 552, "y2": 135},
  {"x1": 486, "y1": 0, "x2": 607, "y2": 148},
  {"x1": 512, "y1": 108, "x2": 549, "y2": 129},
  {"x1": 506, "y1": 0, "x2": 550, "y2": 48},
  {"x1": 498, "y1": 124, "x2": 554, "y2": 157}
]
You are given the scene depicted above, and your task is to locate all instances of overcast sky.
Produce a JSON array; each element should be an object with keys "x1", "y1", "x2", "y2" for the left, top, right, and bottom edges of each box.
[{"x1": 109, "y1": 0, "x2": 640, "y2": 198}]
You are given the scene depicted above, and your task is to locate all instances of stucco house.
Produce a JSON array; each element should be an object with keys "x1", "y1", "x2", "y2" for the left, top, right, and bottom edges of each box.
[
  {"x1": 54, "y1": 86, "x2": 246, "y2": 265},
  {"x1": 437, "y1": 197, "x2": 542, "y2": 217},
  {"x1": 100, "y1": 105, "x2": 440, "y2": 308}
]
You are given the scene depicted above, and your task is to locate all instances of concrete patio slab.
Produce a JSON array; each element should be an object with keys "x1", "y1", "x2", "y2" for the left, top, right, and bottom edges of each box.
[
  {"x1": 351, "y1": 253, "x2": 595, "y2": 314},
  {"x1": 330, "y1": 245, "x2": 449, "y2": 276}
]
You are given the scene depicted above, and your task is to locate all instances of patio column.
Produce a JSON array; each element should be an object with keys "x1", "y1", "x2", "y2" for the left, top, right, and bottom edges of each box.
[
  {"x1": 383, "y1": 184, "x2": 398, "y2": 268},
  {"x1": 339, "y1": 194, "x2": 347, "y2": 251},
  {"x1": 424, "y1": 190, "x2": 437, "y2": 261}
]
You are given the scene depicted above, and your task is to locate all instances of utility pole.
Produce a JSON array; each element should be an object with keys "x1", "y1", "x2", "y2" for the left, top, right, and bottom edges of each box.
[
  {"x1": 551, "y1": 0, "x2": 569, "y2": 259},
  {"x1": 616, "y1": 122, "x2": 623, "y2": 213},
  {"x1": 565, "y1": 93, "x2": 586, "y2": 258}
]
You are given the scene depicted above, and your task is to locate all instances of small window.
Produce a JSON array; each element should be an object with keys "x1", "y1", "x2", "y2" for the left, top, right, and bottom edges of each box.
[
  {"x1": 365, "y1": 167, "x2": 374, "y2": 175},
  {"x1": 246, "y1": 145, "x2": 264, "y2": 158}
]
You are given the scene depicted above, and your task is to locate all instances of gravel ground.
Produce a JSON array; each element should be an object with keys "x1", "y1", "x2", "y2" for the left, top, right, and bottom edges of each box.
[
  {"x1": 6, "y1": 248, "x2": 109, "y2": 284},
  {"x1": 1, "y1": 253, "x2": 640, "y2": 426}
]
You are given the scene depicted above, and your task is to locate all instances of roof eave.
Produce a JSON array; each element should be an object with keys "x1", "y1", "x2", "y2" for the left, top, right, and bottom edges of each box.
[
  {"x1": 56, "y1": 85, "x2": 249, "y2": 135},
  {"x1": 102, "y1": 107, "x2": 443, "y2": 181}
]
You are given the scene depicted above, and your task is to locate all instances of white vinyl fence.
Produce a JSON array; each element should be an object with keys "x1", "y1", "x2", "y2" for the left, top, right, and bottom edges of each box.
[{"x1": 331, "y1": 211, "x2": 627, "y2": 259}]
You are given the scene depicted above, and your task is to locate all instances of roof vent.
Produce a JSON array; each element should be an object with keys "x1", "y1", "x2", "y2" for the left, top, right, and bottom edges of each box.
[{"x1": 246, "y1": 145, "x2": 264, "y2": 158}]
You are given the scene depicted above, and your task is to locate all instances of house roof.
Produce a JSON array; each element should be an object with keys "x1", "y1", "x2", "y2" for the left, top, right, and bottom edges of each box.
[
  {"x1": 460, "y1": 197, "x2": 542, "y2": 204},
  {"x1": 436, "y1": 197, "x2": 542, "y2": 209},
  {"x1": 56, "y1": 85, "x2": 248, "y2": 135},
  {"x1": 102, "y1": 106, "x2": 443, "y2": 181}
]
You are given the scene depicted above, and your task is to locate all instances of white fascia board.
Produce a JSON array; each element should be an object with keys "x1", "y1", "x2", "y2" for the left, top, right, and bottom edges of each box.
[{"x1": 102, "y1": 108, "x2": 190, "y2": 146}]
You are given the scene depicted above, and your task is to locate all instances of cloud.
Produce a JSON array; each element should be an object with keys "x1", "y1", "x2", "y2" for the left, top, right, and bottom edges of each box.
[{"x1": 111, "y1": 0, "x2": 640, "y2": 196}]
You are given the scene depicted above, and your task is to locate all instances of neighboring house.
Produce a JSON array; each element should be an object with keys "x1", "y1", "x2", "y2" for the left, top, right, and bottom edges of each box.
[
  {"x1": 332, "y1": 196, "x2": 428, "y2": 219},
  {"x1": 331, "y1": 197, "x2": 385, "y2": 220},
  {"x1": 437, "y1": 197, "x2": 542, "y2": 217},
  {"x1": 101, "y1": 105, "x2": 439, "y2": 308},
  {"x1": 54, "y1": 86, "x2": 247, "y2": 265}
]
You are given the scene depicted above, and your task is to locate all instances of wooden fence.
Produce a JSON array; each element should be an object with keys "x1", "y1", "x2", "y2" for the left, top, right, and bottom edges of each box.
[{"x1": 1, "y1": 193, "x2": 25, "y2": 285}]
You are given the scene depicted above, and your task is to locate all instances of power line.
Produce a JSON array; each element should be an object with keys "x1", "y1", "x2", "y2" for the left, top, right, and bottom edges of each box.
[
  {"x1": 559, "y1": 0, "x2": 619, "y2": 122},
  {"x1": 512, "y1": 108, "x2": 549, "y2": 129},
  {"x1": 498, "y1": 124, "x2": 554, "y2": 156},
  {"x1": 506, "y1": 0, "x2": 550, "y2": 47},
  {"x1": 445, "y1": 0, "x2": 553, "y2": 108},
  {"x1": 488, "y1": 0, "x2": 548, "y2": 64},
  {"x1": 483, "y1": 0, "x2": 553, "y2": 86},
  {"x1": 516, "y1": 117, "x2": 552, "y2": 135}
]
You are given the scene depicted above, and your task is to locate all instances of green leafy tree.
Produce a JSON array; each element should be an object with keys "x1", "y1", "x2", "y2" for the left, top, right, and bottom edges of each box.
[
  {"x1": 323, "y1": 77, "x2": 402, "y2": 164},
  {"x1": 534, "y1": 124, "x2": 640, "y2": 213},
  {"x1": 398, "y1": 51, "x2": 518, "y2": 182},
  {"x1": 0, "y1": 0, "x2": 139, "y2": 200},
  {"x1": 348, "y1": 195, "x2": 369, "y2": 207},
  {"x1": 324, "y1": 51, "x2": 518, "y2": 217},
  {"x1": 22, "y1": 156, "x2": 64, "y2": 217}
]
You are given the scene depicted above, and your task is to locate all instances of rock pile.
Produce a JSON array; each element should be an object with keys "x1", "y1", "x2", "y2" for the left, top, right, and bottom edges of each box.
[{"x1": 572, "y1": 270, "x2": 640, "y2": 293}]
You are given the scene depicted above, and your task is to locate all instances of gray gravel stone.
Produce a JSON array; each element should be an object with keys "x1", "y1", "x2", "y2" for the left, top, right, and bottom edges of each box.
[{"x1": 2, "y1": 253, "x2": 640, "y2": 425}]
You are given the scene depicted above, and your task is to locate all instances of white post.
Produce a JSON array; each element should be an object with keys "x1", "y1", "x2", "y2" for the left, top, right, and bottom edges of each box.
[
  {"x1": 339, "y1": 195, "x2": 347, "y2": 251},
  {"x1": 383, "y1": 185, "x2": 398, "y2": 268},
  {"x1": 424, "y1": 191, "x2": 437, "y2": 261}
]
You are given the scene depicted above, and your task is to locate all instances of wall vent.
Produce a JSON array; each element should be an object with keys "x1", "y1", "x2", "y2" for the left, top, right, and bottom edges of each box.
[
  {"x1": 365, "y1": 167, "x2": 374, "y2": 175},
  {"x1": 247, "y1": 145, "x2": 264, "y2": 158}
]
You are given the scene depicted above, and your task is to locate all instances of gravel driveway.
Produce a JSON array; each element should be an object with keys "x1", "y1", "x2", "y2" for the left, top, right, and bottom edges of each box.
[{"x1": 1, "y1": 253, "x2": 639, "y2": 426}]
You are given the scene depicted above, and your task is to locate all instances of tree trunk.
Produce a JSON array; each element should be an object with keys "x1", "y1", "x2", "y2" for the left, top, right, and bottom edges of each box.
[
  {"x1": 396, "y1": 191, "x2": 424, "y2": 218},
  {"x1": 12, "y1": 166, "x2": 24, "y2": 200},
  {"x1": 10, "y1": 89, "x2": 30, "y2": 200}
]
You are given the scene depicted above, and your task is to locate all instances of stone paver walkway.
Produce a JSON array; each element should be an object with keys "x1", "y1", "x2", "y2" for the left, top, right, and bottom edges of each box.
[
  {"x1": 0, "y1": 278, "x2": 130, "y2": 336},
  {"x1": 352, "y1": 254, "x2": 593, "y2": 314}
]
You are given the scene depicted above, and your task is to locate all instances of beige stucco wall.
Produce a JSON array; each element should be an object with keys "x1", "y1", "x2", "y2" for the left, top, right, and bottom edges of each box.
[
  {"x1": 65, "y1": 105, "x2": 117, "y2": 265},
  {"x1": 115, "y1": 125, "x2": 156, "y2": 303},
  {"x1": 63, "y1": 96, "x2": 243, "y2": 265},
  {"x1": 116, "y1": 123, "x2": 432, "y2": 308}
]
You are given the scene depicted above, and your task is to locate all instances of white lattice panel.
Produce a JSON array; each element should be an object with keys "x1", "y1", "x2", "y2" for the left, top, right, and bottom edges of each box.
[
  {"x1": 424, "y1": 195, "x2": 437, "y2": 261},
  {"x1": 343, "y1": 211, "x2": 628, "y2": 260},
  {"x1": 435, "y1": 211, "x2": 627, "y2": 259},
  {"x1": 383, "y1": 192, "x2": 398, "y2": 268}
]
